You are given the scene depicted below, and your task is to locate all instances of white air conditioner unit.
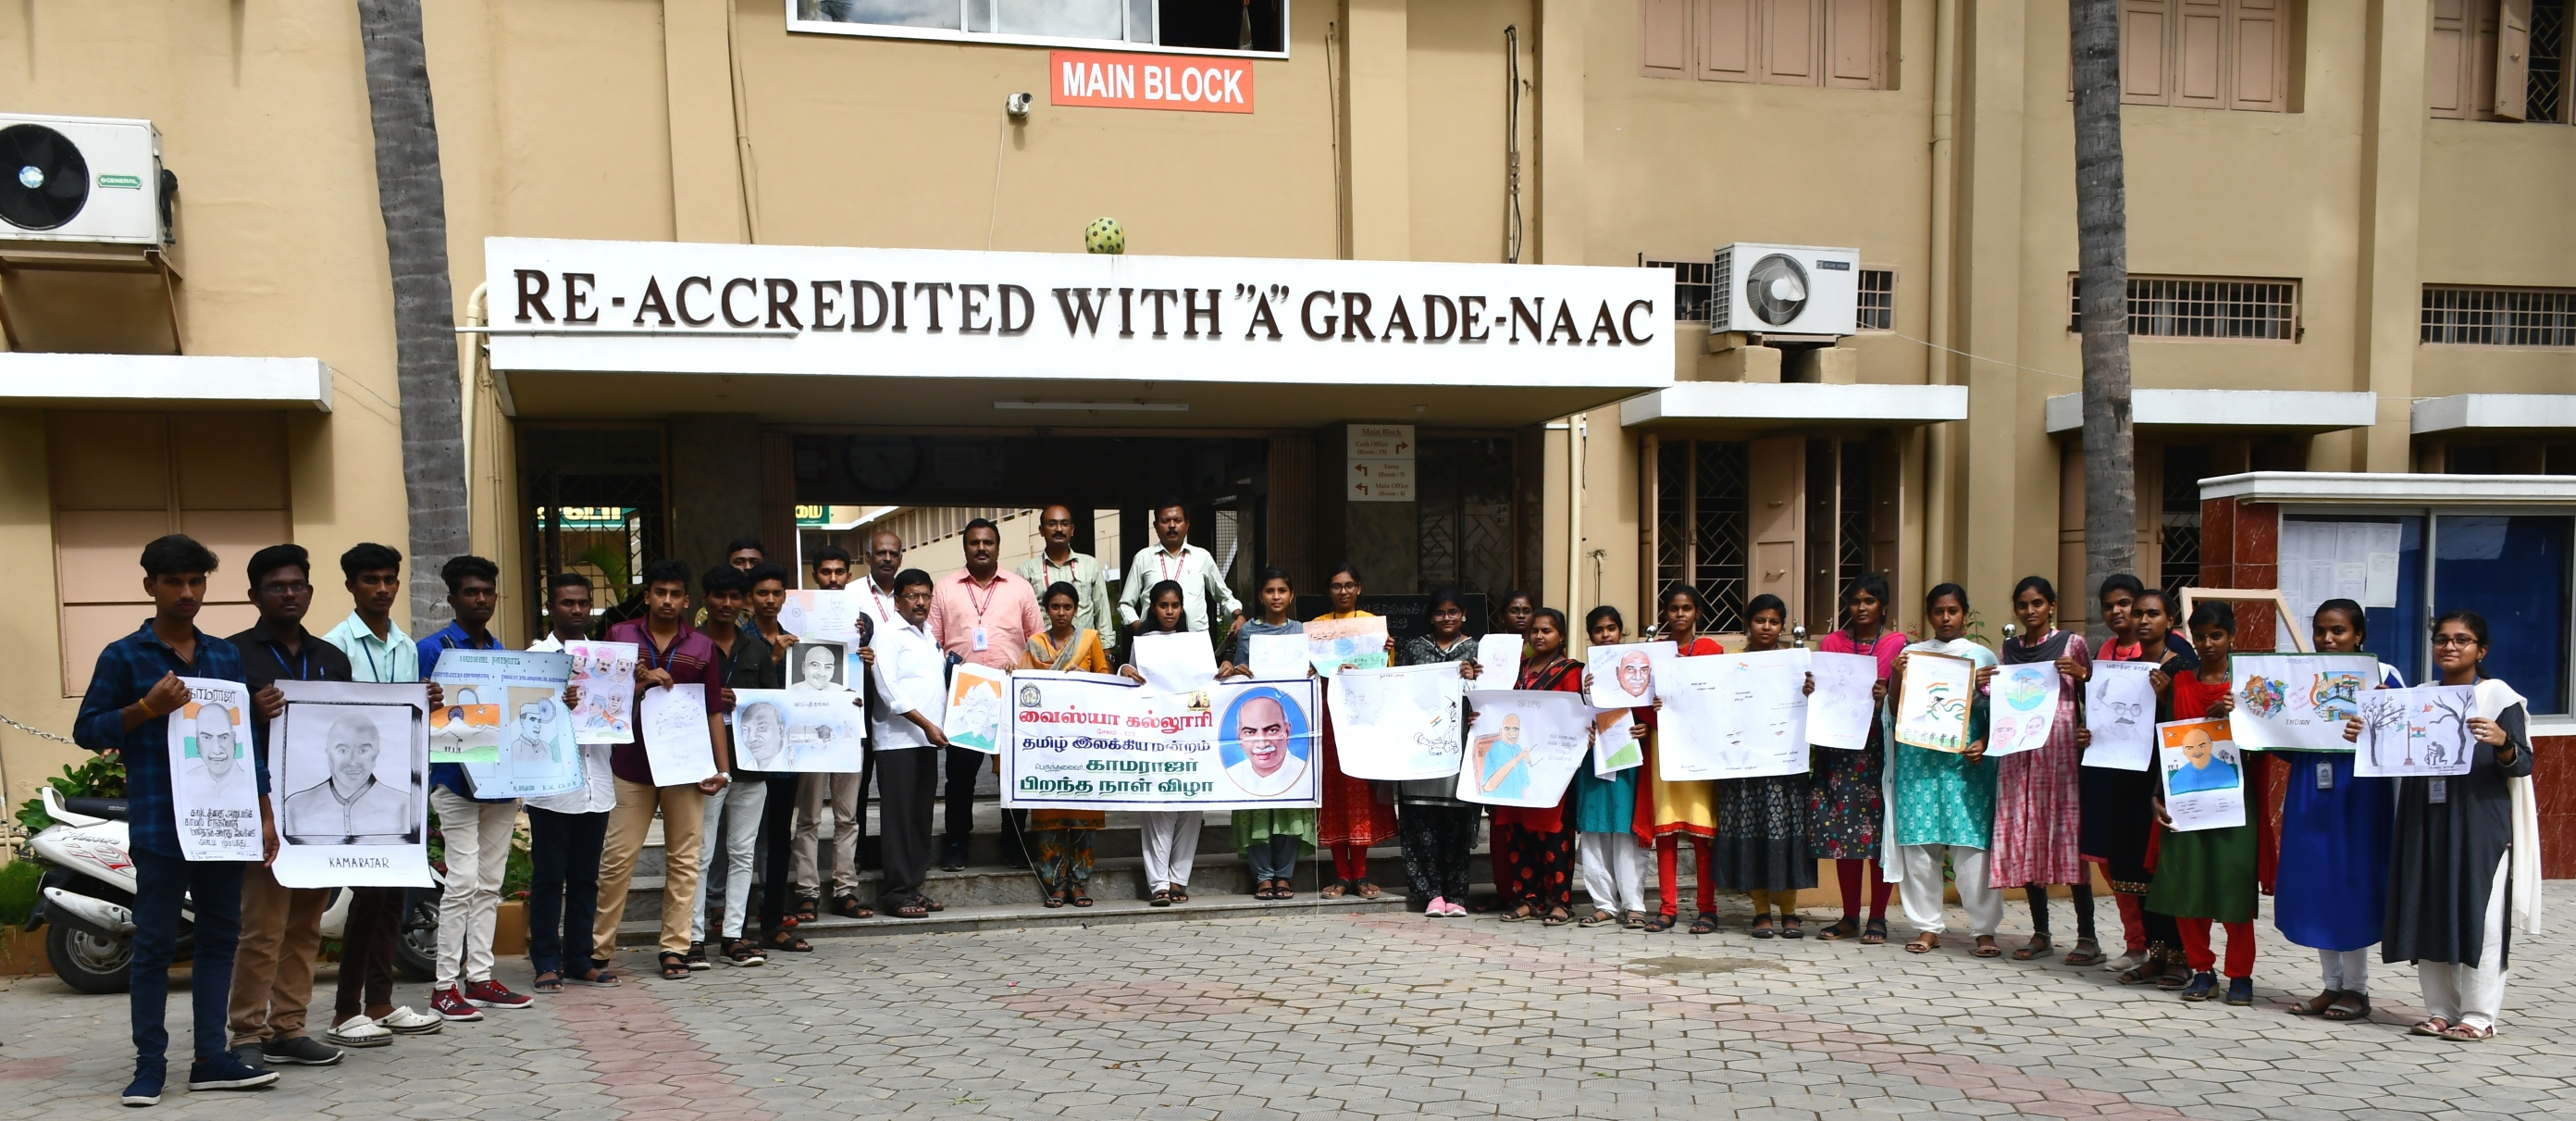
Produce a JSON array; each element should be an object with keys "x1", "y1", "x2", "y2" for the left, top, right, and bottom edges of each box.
[
  {"x1": 0, "y1": 114, "x2": 167, "y2": 245},
  {"x1": 1709, "y1": 243, "x2": 1859, "y2": 337}
]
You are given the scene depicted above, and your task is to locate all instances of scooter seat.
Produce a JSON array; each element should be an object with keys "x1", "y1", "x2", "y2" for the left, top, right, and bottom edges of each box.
[{"x1": 60, "y1": 796, "x2": 128, "y2": 820}]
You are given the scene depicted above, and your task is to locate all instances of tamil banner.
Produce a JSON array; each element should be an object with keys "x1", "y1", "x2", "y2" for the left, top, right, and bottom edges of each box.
[{"x1": 1002, "y1": 671, "x2": 1322, "y2": 811}]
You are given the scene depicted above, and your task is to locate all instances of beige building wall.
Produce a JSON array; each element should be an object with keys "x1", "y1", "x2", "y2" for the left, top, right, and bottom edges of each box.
[{"x1": 4, "y1": 0, "x2": 2572, "y2": 805}]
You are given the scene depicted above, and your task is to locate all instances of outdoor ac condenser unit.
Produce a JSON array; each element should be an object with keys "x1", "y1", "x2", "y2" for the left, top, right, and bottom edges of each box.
[
  {"x1": 1709, "y1": 243, "x2": 1860, "y2": 337},
  {"x1": 0, "y1": 113, "x2": 168, "y2": 245}
]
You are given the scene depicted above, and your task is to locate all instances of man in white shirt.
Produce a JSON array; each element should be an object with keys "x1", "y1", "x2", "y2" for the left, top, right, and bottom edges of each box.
[
  {"x1": 1118, "y1": 502, "x2": 1243, "y2": 637},
  {"x1": 521, "y1": 572, "x2": 621, "y2": 990},
  {"x1": 868, "y1": 567, "x2": 949, "y2": 919}
]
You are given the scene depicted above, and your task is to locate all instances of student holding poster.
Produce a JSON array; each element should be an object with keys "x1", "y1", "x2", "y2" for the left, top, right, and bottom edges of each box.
[
  {"x1": 1887, "y1": 583, "x2": 2000, "y2": 956},
  {"x1": 524, "y1": 571, "x2": 630, "y2": 989},
  {"x1": 1991, "y1": 578, "x2": 2097, "y2": 964},
  {"x1": 1713, "y1": 595, "x2": 1816, "y2": 938},
  {"x1": 416, "y1": 554, "x2": 542, "y2": 1021},
  {"x1": 2081, "y1": 581, "x2": 2195, "y2": 982},
  {"x1": 1811, "y1": 574, "x2": 1904, "y2": 944},
  {"x1": 1312, "y1": 564, "x2": 1399, "y2": 901},
  {"x1": 2361, "y1": 612, "x2": 2536, "y2": 1041},
  {"x1": 1122, "y1": 581, "x2": 1210, "y2": 904},
  {"x1": 1024, "y1": 580, "x2": 1113, "y2": 907},
  {"x1": 1635, "y1": 584, "x2": 1724, "y2": 933},
  {"x1": 2148, "y1": 602, "x2": 2260, "y2": 1006},
  {"x1": 1393, "y1": 587, "x2": 1483, "y2": 916},
  {"x1": 74, "y1": 534, "x2": 279, "y2": 1102},
  {"x1": 1572, "y1": 607, "x2": 1650, "y2": 928},
  {"x1": 1489, "y1": 609, "x2": 1583, "y2": 926},
  {"x1": 597, "y1": 560, "x2": 733, "y2": 982},
  {"x1": 1220, "y1": 569, "x2": 1317, "y2": 903},
  {"x1": 2272, "y1": 600, "x2": 2403, "y2": 1022}
]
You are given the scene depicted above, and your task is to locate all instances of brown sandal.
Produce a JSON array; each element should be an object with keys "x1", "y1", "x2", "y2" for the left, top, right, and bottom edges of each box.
[
  {"x1": 1352, "y1": 880, "x2": 1382, "y2": 900},
  {"x1": 1905, "y1": 932, "x2": 1938, "y2": 954},
  {"x1": 1319, "y1": 880, "x2": 1348, "y2": 899},
  {"x1": 2322, "y1": 992, "x2": 2371, "y2": 1021},
  {"x1": 1973, "y1": 935, "x2": 2002, "y2": 958}
]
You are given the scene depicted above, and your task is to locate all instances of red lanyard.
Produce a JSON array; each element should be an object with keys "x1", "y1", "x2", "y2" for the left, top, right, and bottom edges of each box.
[
  {"x1": 1158, "y1": 549, "x2": 1184, "y2": 581},
  {"x1": 965, "y1": 575, "x2": 998, "y2": 621}
]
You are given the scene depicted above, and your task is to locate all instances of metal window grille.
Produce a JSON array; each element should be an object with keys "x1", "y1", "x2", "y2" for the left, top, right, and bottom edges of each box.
[
  {"x1": 1856, "y1": 268, "x2": 1895, "y2": 330},
  {"x1": 2420, "y1": 286, "x2": 2576, "y2": 347},
  {"x1": 2534, "y1": 0, "x2": 2569, "y2": 123},
  {"x1": 1835, "y1": 441, "x2": 1873, "y2": 629},
  {"x1": 1653, "y1": 439, "x2": 1750, "y2": 635},
  {"x1": 2068, "y1": 276, "x2": 2298, "y2": 340},
  {"x1": 2160, "y1": 445, "x2": 2209, "y2": 603},
  {"x1": 1643, "y1": 255, "x2": 1713, "y2": 322}
]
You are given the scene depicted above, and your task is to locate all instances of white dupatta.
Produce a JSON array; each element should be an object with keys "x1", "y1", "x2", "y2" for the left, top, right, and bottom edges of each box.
[
  {"x1": 1877, "y1": 636, "x2": 1998, "y2": 881},
  {"x1": 2474, "y1": 678, "x2": 2544, "y2": 937}
]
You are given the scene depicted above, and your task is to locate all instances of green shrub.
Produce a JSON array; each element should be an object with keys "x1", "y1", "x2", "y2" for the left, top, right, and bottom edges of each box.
[
  {"x1": 13, "y1": 754, "x2": 127, "y2": 836},
  {"x1": 0, "y1": 859, "x2": 41, "y2": 927}
]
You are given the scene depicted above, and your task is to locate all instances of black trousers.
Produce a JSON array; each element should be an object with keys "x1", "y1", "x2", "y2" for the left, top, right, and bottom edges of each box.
[
  {"x1": 940, "y1": 744, "x2": 982, "y2": 843},
  {"x1": 876, "y1": 747, "x2": 939, "y2": 909},
  {"x1": 524, "y1": 807, "x2": 607, "y2": 975},
  {"x1": 332, "y1": 887, "x2": 403, "y2": 1020},
  {"x1": 756, "y1": 774, "x2": 800, "y2": 935}
]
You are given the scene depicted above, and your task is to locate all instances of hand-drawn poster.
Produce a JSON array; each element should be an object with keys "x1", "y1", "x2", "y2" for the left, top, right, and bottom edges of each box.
[
  {"x1": 730, "y1": 688, "x2": 867, "y2": 772},
  {"x1": 1246, "y1": 633, "x2": 1307, "y2": 681},
  {"x1": 778, "y1": 589, "x2": 861, "y2": 644},
  {"x1": 2352, "y1": 684, "x2": 2479, "y2": 778},
  {"x1": 1131, "y1": 629, "x2": 1220, "y2": 696},
  {"x1": 637, "y1": 683, "x2": 717, "y2": 785},
  {"x1": 1306, "y1": 616, "x2": 1391, "y2": 677},
  {"x1": 1591, "y1": 708, "x2": 1642, "y2": 776},
  {"x1": 1804, "y1": 651, "x2": 1881, "y2": 751},
  {"x1": 1893, "y1": 651, "x2": 1975, "y2": 753},
  {"x1": 435, "y1": 649, "x2": 582, "y2": 799},
  {"x1": 786, "y1": 640, "x2": 865, "y2": 708},
  {"x1": 1002, "y1": 672, "x2": 1320, "y2": 811},
  {"x1": 2229, "y1": 654, "x2": 2380, "y2": 752},
  {"x1": 1468, "y1": 634, "x2": 1522, "y2": 691},
  {"x1": 168, "y1": 678, "x2": 261, "y2": 862},
  {"x1": 1586, "y1": 641, "x2": 1673, "y2": 709},
  {"x1": 1456, "y1": 689, "x2": 1591, "y2": 807},
  {"x1": 944, "y1": 662, "x2": 1012, "y2": 754},
  {"x1": 1326, "y1": 662, "x2": 1465, "y2": 780},
  {"x1": 2158, "y1": 716, "x2": 2247, "y2": 831},
  {"x1": 2083, "y1": 660, "x2": 2161, "y2": 771},
  {"x1": 267, "y1": 679, "x2": 434, "y2": 888},
  {"x1": 1656, "y1": 649, "x2": 1811, "y2": 780},
  {"x1": 563, "y1": 641, "x2": 637, "y2": 744},
  {"x1": 1986, "y1": 663, "x2": 2061, "y2": 758}
]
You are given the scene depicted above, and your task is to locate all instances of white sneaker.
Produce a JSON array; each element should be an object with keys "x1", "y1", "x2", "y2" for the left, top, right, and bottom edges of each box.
[
  {"x1": 323, "y1": 1016, "x2": 393, "y2": 1049},
  {"x1": 378, "y1": 1006, "x2": 444, "y2": 1035},
  {"x1": 2104, "y1": 953, "x2": 2140, "y2": 974}
]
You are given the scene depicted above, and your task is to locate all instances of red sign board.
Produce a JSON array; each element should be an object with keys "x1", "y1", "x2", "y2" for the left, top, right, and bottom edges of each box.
[{"x1": 1050, "y1": 49, "x2": 1254, "y2": 114}]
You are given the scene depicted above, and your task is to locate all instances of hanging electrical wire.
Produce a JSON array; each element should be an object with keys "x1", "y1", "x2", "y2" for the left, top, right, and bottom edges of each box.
[{"x1": 1504, "y1": 24, "x2": 1525, "y2": 264}]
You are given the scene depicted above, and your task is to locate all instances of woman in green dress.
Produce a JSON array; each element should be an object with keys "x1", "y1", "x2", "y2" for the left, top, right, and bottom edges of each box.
[
  {"x1": 2149, "y1": 601, "x2": 2260, "y2": 1006},
  {"x1": 1219, "y1": 567, "x2": 1317, "y2": 901},
  {"x1": 1887, "y1": 583, "x2": 2000, "y2": 956}
]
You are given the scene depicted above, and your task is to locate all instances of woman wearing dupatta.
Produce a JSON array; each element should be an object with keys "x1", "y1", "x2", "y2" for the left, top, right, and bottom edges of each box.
[
  {"x1": 1631, "y1": 584, "x2": 1725, "y2": 934},
  {"x1": 1020, "y1": 581, "x2": 1109, "y2": 907},
  {"x1": 1887, "y1": 582, "x2": 2000, "y2": 955},
  {"x1": 1813, "y1": 573, "x2": 1906, "y2": 944},
  {"x1": 2369, "y1": 611, "x2": 2539, "y2": 1041},
  {"x1": 1574, "y1": 606, "x2": 1650, "y2": 928},
  {"x1": 1314, "y1": 563, "x2": 1399, "y2": 900},
  {"x1": 1393, "y1": 587, "x2": 1483, "y2": 916},
  {"x1": 1493, "y1": 608, "x2": 1582, "y2": 926},
  {"x1": 1991, "y1": 577, "x2": 2097, "y2": 963},
  {"x1": 1222, "y1": 567, "x2": 1318, "y2": 902}
]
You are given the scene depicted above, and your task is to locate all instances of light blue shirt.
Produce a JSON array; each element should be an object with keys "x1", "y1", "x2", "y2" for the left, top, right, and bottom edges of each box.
[{"x1": 321, "y1": 612, "x2": 418, "y2": 684}]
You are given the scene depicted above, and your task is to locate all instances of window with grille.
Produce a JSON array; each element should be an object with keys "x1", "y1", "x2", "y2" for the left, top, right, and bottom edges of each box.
[
  {"x1": 1654, "y1": 440, "x2": 1750, "y2": 635},
  {"x1": 1856, "y1": 268, "x2": 1895, "y2": 330},
  {"x1": 1643, "y1": 255, "x2": 1714, "y2": 322},
  {"x1": 2160, "y1": 445, "x2": 2208, "y2": 603},
  {"x1": 2421, "y1": 286, "x2": 2576, "y2": 347},
  {"x1": 2067, "y1": 276, "x2": 2299, "y2": 340},
  {"x1": 1639, "y1": 0, "x2": 1892, "y2": 90},
  {"x1": 2433, "y1": 0, "x2": 2574, "y2": 121}
]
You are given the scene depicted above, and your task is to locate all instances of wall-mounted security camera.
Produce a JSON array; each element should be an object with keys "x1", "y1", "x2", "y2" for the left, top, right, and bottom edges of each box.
[{"x1": 1005, "y1": 92, "x2": 1033, "y2": 119}]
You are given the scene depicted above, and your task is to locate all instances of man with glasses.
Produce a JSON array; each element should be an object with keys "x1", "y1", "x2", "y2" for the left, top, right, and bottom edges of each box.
[
  {"x1": 929, "y1": 518, "x2": 1043, "y2": 870},
  {"x1": 224, "y1": 545, "x2": 354, "y2": 1073},
  {"x1": 869, "y1": 568, "x2": 951, "y2": 918}
]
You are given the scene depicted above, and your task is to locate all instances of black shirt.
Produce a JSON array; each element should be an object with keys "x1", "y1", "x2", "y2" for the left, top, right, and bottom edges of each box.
[{"x1": 227, "y1": 624, "x2": 355, "y2": 765}]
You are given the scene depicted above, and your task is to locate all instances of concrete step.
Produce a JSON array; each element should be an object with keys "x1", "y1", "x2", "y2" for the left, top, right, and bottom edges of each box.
[{"x1": 615, "y1": 885, "x2": 1420, "y2": 944}]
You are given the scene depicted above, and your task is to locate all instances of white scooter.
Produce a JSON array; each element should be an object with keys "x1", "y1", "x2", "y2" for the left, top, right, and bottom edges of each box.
[{"x1": 22, "y1": 787, "x2": 438, "y2": 993}]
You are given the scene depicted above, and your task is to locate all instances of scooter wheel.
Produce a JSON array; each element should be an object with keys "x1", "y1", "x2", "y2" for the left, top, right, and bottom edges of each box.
[{"x1": 46, "y1": 920, "x2": 132, "y2": 995}]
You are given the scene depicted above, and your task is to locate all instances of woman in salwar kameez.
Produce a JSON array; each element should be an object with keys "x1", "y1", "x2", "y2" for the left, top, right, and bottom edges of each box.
[
  {"x1": 1314, "y1": 563, "x2": 1398, "y2": 900},
  {"x1": 1493, "y1": 609, "x2": 1581, "y2": 925},
  {"x1": 2276, "y1": 599, "x2": 2402, "y2": 1021},
  {"x1": 1634, "y1": 584, "x2": 1724, "y2": 934},
  {"x1": 1574, "y1": 606, "x2": 1649, "y2": 928},
  {"x1": 1021, "y1": 583, "x2": 1110, "y2": 907},
  {"x1": 1887, "y1": 582, "x2": 1999, "y2": 955},
  {"x1": 2149, "y1": 602, "x2": 2260, "y2": 1005},
  {"x1": 1713, "y1": 594, "x2": 1816, "y2": 938},
  {"x1": 1991, "y1": 577, "x2": 2096, "y2": 963},
  {"x1": 1393, "y1": 587, "x2": 1483, "y2": 916},
  {"x1": 2368, "y1": 611, "x2": 2539, "y2": 1041},
  {"x1": 1221, "y1": 567, "x2": 1316, "y2": 902},
  {"x1": 1813, "y1": 574, "x2": 1905, "y2": 944}
]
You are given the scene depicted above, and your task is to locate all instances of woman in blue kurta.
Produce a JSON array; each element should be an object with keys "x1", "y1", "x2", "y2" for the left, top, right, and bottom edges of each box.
[
  {"x1": 1572, "y1": 606, "x2": 1648, "y2": 927},
  {"x1": 2276, "y1": 598, "x2": 2402, "y2": 1022}
]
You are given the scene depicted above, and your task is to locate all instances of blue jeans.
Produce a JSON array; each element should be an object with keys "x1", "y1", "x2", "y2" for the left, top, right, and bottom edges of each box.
[
  {"x1": 525, "y1": 807, "x2": 607, "y2": 976},
  {"x1": 1248, "y1": 834, "x2": 1303, "y2": 881},
  {"x1": 130, "y1": 850, "x2": 243, "y2": 1075}
]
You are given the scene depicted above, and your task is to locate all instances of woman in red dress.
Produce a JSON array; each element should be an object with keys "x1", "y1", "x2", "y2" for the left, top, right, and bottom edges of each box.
[{"x1": 1314, "y1": 563, "x2": 1398, "y2": 899}]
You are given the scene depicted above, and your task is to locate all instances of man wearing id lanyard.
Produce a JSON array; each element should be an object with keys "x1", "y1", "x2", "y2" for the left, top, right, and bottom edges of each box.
[
  {"x1": 1015, "y1": 504, "x2": 1117, "y2": 656},
  {"x1": 928, "y1": 518, "x2": 1043, "y2": 870},
  {"x1": 791, "y1": 543, "x2": 872, "y2": 921},
  {"x1": 1117, "y1": 501, "x2": 1243, "y2": 637},
  {"x1": 415, "y1": 555, "x2": 533, "y2": 1022},
  {"x1": 224, "y1": 544, "x2": 353, "y2": 1073}
]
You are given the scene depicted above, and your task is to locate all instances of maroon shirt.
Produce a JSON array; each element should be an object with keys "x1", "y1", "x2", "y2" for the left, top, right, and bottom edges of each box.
[{"x1": 604, "y1": 617, "x2": 726, "y2": 786}]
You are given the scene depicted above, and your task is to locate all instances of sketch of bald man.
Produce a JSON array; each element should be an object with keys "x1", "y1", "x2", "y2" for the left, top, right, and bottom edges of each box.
[{"x1": 281, "y1": 710, "x2": 414, "y2": 843}]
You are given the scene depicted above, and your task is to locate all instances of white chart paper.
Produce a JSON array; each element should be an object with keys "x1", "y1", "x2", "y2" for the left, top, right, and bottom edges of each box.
[
  {"x1": 1804, "y1": 651, "x2": 1880, "y2": 751},
  {"x1": 1327, "y1": 662, "x2": 1465, "y2": 780},
  {"x1": 168, "y1": 678, "x2": 261, "y2": 862},
  {"x1": 2082, "y1": 660, "x2": 2160, "y2": 771},
  {"x1": 1655, "y1": 649, "x2": 1811, "y2": 780},
  {"x1": 637, "y1": 683, "x2": 718, "y2": 785}
]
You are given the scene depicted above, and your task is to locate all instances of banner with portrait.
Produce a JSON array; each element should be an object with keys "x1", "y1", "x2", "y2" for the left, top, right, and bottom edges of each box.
[
  {"x1": 1001, "y1": 671, "x2": 1322, "y2": 811},
  {"x1": 266, "y1": 680, "x2": 435, "y2": 888},
  {"x1": 433, "y1": 649, "x2": 581, "y2": 799},
  {"x1": 167, "y1": 678, "x2": 261, "y2": 862}
]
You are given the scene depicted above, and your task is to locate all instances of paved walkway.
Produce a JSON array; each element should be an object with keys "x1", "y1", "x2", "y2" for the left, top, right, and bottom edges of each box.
[{"x1": 2, "y1": 889, "x2": 2570, "y2": 1119}]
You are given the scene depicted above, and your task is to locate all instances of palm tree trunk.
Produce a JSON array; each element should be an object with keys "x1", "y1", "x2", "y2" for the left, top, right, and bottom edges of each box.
[
  {"x1": 2071, "y1": 0, "x2": 2136, "y2": 636},
  {"x1": 356, "y1": 0, "x2": 469, "y2": 631}
]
